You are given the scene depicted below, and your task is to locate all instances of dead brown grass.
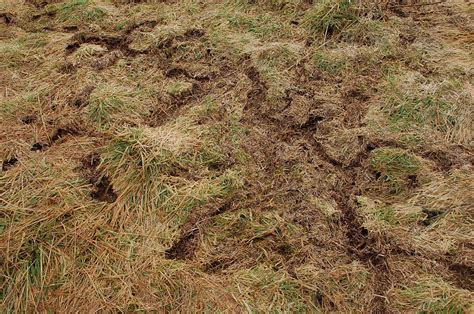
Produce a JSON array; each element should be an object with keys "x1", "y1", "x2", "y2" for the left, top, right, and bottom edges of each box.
[{"x1": 1, "y1": 0, "x2": 473, "y2": 312}]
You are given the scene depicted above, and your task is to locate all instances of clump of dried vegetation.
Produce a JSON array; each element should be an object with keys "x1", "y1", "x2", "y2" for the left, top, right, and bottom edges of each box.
[{"x1": 1, "y1": 0, "x2": 473, "y2": 312}]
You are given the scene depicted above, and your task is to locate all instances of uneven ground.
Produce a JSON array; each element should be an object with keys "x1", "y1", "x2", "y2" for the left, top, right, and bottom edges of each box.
[{"x1": 1, "y1": 0, "x2": 473, "y2": 312}]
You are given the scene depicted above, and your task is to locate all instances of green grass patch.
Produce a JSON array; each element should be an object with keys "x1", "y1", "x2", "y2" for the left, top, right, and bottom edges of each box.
[
  {"x1": 224, "y1": 11, "x2": 285, "y2": 38},
  {"x1": 392, "y1": 278, "x2": 473, "y2": 313},
  {"x1": 386, "y1": 95, "x2": 452, "y2": 132},
  {"x1": 304, "y1": 0, "x2": 356, "y2": 37},
  {"x1": 166, "y1": 81, "x2": 193, "y2": 97},
  {"x1": 46, "y1": 0, "x2": 107, "y2": 23},
  {"x1": 369, "y1": 148, "x2": 421, "y2": 193},
  {"x1": 356, "y1": 196, "x2": 423, "y2": 234},
  {"x1": 313, "y1": 49, "x2": 347, "y2": 74},
  {"x1": 87, "y1": 84, "x2": 152, "y2": 128}
]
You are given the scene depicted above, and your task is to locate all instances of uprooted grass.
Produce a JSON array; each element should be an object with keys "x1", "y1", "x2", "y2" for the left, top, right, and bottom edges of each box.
[{"x1": 1, "y1": 0, "x2": 473, "y2": 312}]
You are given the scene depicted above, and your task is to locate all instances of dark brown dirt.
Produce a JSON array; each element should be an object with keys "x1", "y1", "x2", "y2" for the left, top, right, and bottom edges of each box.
[
  {"x1": 66, "y1": 32, "x2": 136, "y2": 56},
  {"x1": 165, "y1": 201, "x2": 233, "y2": 260},
  {"x1": 91, "y1": 175, "x2": 117, "y2": 203},
  {"x1": 70, "y1": 85, "x2": 95, "y2": 108},
  {"x1": 58, "y1": 62, "x2": 77, "y2": 74},
  {"x1": 244, "y1": 66, "x2": 268, "y2": 108},
  {"x1": 21, "y1": 114, "x2": 37, "y2": 124},
  {"x1": 2, "y1": 157, "x2": 18, "y2": 171},
  {"x1": 448, "y1": 263, "x2": 474, "y2": 291},
  {"x1": 0, "y1": 12, "x2": 15, "y2": 24},
  {"x1": 31, "y1": 126, "x2": 82, "y2": 152},
  {"x1": 80, "y1": 153, "x2": 117, "y2": 203}
]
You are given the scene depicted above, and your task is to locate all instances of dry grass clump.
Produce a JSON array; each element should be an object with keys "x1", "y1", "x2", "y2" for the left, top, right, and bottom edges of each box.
[
  {"x1": 0, "y1": 32, "x2": 48, "y2": 69},
  {"x1": 68, "y1": 43, "x2": 108, "y2": 63},
  {"x1": 0, "y1": 153, "x2": 105, "y2": 312},
  {"x1": 1, "y1": 0, "x2": 473, "y2": 311},
  {"x1": 127, "y1": 24, "x2": 191, "y2": 52},
  {"x1": 371, "y1": 70, "x2": 474, "y2": 147},
  {"x1": 44, "y1": 0, "x2": 108, "y2": 24},
  {"x1": 356, "y1": 196, "x2": 423, "y2": 236},
  {"x1": 206, "y1": 1, "x2": 304, "y2": 60},
  {"x1": 212, "y1": 2, "x2": 292, "y2": 40},
  {"x1": 99, "y1": 105, "x2": 240, "y2": 226},
  {"x1": 86, "y1": 82, "x2": 152, "y2": 128},
  {"x1": 358, "y1": 166, "x2": 473, "y2": 258},
  {"x1": 197, "y1": 208, "x2": 304, "y2": 269},
  {"x1": 369, "y1": 147, "x2": 422, "y2": 194},
  {"x1": 229, "y1": 266, "x2": 315, "y2": 312},
  {"x1": 303, "y1": 0, "x2": 392, "y2": 38},
  {"x1": 409, "y1": 167, "x2": 473, "y2": 256},
  {"x1": 247, "y1": 42, "x2": 302, "y2": 98},
  {"x1": 295, "y1": 261, "x2": 374, "y2": 312},
  {"x1": 389, "y1": 276, "x2": 473, "y2": 313}
]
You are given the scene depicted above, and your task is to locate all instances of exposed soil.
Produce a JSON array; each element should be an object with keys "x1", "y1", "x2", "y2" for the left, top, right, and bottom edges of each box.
[
  {"x1": 70, "y1": 85, "x2": 95, "y2": 108},
  {"x1": 166, "y1": 201, "x2": 233, "y2": 260},
  {"x1": 79, "y1": 153, "x2": 117, "y2": 203},
  {"x1": 448, "y1": 263, "x2": 474, "y2": 291},
  {"x1": 31, "y1": 125, "x2": 82, "y2": 152},
  {"x1": 1, "y1": 0, "x2": 472, "y2": 312},
  {"x1": 0, "y1": 12, "x2": 15, "y2": 24},
  {"x1": 1, "y1": 157, "x2": 18, "y2": 171}
]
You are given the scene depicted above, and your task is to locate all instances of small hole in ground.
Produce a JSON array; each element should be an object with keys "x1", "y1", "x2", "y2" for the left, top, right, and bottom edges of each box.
[
  {"x1": 21, "y1": 115, "x2": 36, "y2": 124},
  {"x1": 91, "y1": 176, "x2": 117, "y2": 203},
  {"x1": 31, "y1": 143, "x2": 46, "y2": 151},
  {"x1": 2, "y1": 157, "x2": 18, "y2": 171}
]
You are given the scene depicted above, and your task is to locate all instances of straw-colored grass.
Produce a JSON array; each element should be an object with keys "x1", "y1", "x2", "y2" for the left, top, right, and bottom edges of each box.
[{"x1": 1, "y1": 0, "x2": 473, "y2": 312}]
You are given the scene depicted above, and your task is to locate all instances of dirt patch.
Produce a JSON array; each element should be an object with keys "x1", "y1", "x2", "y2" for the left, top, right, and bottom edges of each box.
[
  {"x1": 91, "y1": 175, "x2": 117, "y2": 203},
  {"x1": 2, "y1": 157, "x2": 18, "y2": 171},
  {"x1": 0, "y1": 12, "x2": 15, "y2": 24},
  {"x1": 66, "y1": 32, "x2": 136, "y2": 56},
  {"x1": 165, "y1": 201, "x2": 232, "y2": 260},
  {"x1": 31, "y1": 125, "x2": 83, "y2": 152},
  {"x1": 21, "y1": 114, "x2": 37, "y2": 125},
  {"x1": 80, "y1": 153, "x2": 117, "y2": 203},
  {"x1": 58, "y1": 62, "x2": 77, "y2": 74},
  {"x1": 70, "y1": 85, "x2": 95, "y2": 108},
  {"x1": 448, "y1": 263, "x2": 474, "y2": 291},
  {"x1": 245, "y1": 66, "x2": 268, "y2": 108},
  {"x1": 335, "y1": 189, "x2": 391, "y2": 312},
  {"x1": 164, "y1": 228, "x2": 199, "y2": 260}
]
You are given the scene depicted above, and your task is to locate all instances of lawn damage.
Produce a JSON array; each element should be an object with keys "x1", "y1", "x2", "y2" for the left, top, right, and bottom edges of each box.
[{"x1": 1, "y1": 0, "x2": 473, "y2": 312}]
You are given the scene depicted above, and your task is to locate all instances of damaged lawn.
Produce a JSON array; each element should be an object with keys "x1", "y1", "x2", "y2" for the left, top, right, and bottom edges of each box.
[{"x1": 1, "y1": 0, "x2": 473, "y2": 312}]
